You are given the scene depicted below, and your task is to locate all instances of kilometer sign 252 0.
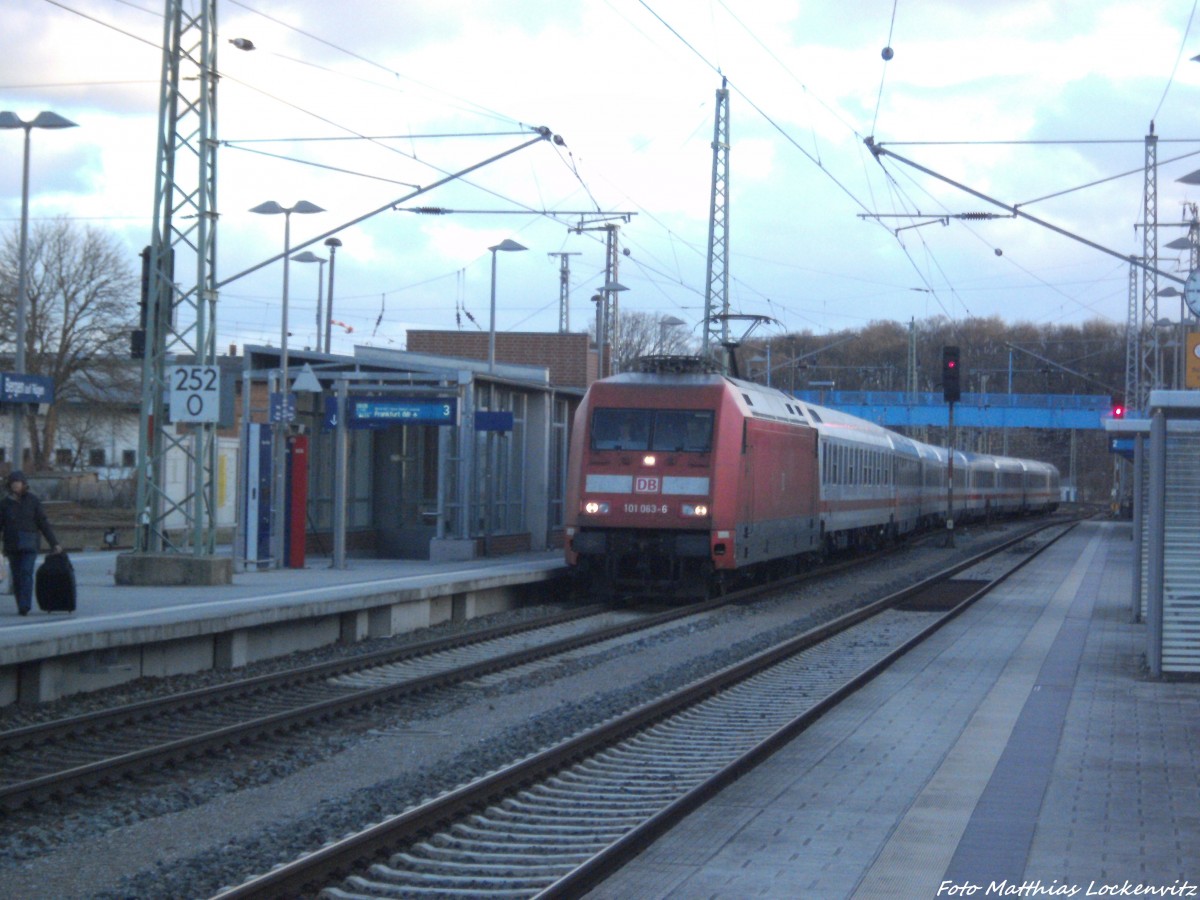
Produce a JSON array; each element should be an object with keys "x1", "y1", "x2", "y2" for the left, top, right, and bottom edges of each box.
[{"x1": 169, "y1": 365, "x2": 220, "y2": 423}]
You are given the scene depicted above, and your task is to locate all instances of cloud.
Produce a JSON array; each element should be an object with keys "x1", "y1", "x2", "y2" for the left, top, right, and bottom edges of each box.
[{"x1": 2, "y1": 0, "x2": 1197, "y2": 350}]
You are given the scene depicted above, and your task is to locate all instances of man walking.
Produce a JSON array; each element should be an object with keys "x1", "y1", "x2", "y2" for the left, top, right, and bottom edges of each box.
[{"x1": 0, "y1": 472, "x2": 62, "y2": 616}]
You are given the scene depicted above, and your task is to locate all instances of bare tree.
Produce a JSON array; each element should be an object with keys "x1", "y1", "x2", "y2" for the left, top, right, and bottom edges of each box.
[
  {"x1": 593, "y1": 309, "x2": 696, "y2": 372},
  {"x1": 0, "y1": 220, "x2": 139, "y2": 470}
]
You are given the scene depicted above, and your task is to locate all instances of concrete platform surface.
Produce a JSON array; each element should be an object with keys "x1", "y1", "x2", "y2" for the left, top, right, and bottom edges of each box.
[
  {"x1": 589, "y1": 521, "x2": 1200, "y2": 900},
  {"x1": 0, "y1": 550, "x2": 565, "y2": 657}
]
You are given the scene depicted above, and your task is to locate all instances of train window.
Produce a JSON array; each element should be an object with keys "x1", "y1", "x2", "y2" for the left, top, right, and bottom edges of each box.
[
  {"x1": 651, "y1": 410, "x2": 714, "y2": 452},
  {"x1": 591, "y1": 408, "x2": 716, "y2": 453},
  {"x1": 591, "y1": 408, "x2": 652, "y2": 450}
]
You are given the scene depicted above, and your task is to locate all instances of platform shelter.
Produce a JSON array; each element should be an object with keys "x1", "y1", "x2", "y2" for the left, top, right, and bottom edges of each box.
[
  {"x1": 1105, "y1": 391, "x2": 1200, "y2": 676},
  {"x1": 239, "y1": 345, "x2": 582, "y2": 568}
]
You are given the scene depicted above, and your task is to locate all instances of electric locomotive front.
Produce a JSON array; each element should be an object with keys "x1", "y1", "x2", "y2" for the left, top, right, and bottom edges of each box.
[{"x1": 564, "y1": 371, "x2": 736, "y2": 599}]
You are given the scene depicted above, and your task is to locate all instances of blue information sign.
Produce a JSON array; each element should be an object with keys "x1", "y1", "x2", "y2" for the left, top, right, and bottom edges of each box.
[
  {"x1": 1, "y1": 373, "x2": 54, "y2": 404},
  {"x1": 268, "y1": 391, "x2": 296, "y2": 423},
  {"x1": 474, "y1": 410, "x2": 514, "y2": 432},
  {"x1": 349, "y1": 397, "x2": 458, "y2": 428}
]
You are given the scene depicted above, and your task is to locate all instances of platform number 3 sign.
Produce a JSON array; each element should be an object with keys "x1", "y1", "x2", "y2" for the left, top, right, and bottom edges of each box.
[{"x1": 169, "y1": 365, "x2": 220, "y2": 423}]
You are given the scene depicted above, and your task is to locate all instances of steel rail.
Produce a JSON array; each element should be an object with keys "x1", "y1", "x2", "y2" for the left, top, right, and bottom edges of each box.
[
  {"x1": 0, "y1": 514, "x2": 986, "y2": 809},
  {"x1": 209, "y1": 519, "x2": 1076, "y2": 899},
  {"x1": 0, "y1": 556, "x2": 828, "y2": 810},
  {"x1": 0, "y1": 603, "x2": 605, "y2": 753}
]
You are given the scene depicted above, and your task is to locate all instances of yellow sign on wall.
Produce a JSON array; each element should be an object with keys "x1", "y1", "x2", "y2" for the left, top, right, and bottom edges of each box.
[{"x1": 1188, "y1": 332, "x2": 1200, "y2": 389}]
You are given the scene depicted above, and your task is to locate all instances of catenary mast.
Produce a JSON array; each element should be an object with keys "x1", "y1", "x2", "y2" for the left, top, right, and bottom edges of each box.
[
  {"x1": 702, "y1": 78, "x2": 731, "y2": 370},
  {"x1": 134, "y1": 0, "x2": 219, "y2": 559}
]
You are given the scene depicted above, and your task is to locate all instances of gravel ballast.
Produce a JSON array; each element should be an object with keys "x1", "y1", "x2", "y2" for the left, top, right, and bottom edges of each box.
[{"x1": 0, "y1": 522, "x2": 1047, "y2": 899}]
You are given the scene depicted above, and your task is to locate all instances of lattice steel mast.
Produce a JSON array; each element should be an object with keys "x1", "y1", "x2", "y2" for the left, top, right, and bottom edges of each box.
[
  {"x1": 134, "y1": 0, "x2": 219, "y2": 555},
  {"x1": 702, "y1": 78, "x2": 731, "y2": 369},
  {"x1": 1125, "y1": 257, "x2": 1139, "y2": 411},
  {"x1": 548, "y1": 251, "x2": 579, "y2": 333},
  {"x1": 1139, "y1": 124, "x2": 1159, "y2": 412}
]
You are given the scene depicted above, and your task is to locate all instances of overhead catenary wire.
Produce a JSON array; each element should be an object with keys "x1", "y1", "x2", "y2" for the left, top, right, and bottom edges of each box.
[
  {"x1": 870, "y1": 0, "x2": 899, "y2": 137},
  {"x1": 636, "y1": 0, "x2": 985, "y2": 336},
  {"x1": 226, "y1": 0, "x2": 524, "y2": 128},
  {"x1": 1150, "y1": 0, "x2": 1199, "y2": 123},
  {"x1": 33, "y1": 0, "x2": 1170, "y2": 341},
  {"x1": 36, "y1": 0, "x2": 982, "y2": 339}
]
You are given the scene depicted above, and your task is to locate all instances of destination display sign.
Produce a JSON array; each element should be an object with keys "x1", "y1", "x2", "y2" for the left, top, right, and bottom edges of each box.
[
  {"x1": 474, "y1": 410, "x2": 514, "y2": 432},
  {"x1": 349, "y1": 397, "x2": 458, "y2": 428}
]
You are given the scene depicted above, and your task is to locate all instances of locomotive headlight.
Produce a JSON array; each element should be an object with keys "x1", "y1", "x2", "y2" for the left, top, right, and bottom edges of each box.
[
  {"x1": 642, "y1": 454, "x2": 656, "y2": 466},
  {"x1": 683, "y1": 504, "x2": 709, "y2": 517},
  {"x1": 583, "y1": 501, "x2": 609, "y2": 515}
]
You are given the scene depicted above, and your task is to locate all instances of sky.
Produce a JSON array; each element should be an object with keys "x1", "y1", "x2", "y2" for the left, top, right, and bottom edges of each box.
[{"x1": 4, "y1": 0, "x2": 1200, "y2": 358}]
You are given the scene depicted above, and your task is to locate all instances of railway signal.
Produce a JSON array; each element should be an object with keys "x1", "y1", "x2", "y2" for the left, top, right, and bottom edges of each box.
[{"x1": 941, "y1": 346, "x2": 961, "y2": 403}]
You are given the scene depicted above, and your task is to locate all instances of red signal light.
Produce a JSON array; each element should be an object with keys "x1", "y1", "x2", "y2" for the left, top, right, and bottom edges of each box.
[
  {"x1": 1112, "y1": 405, "x2": 1125, "y2": 419},
  {"x1": 941, "y1": 346, "x2": 961, "y2": 402}
]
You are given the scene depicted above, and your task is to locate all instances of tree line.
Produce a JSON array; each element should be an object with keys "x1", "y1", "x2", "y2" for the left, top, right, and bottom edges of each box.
[
  {"x1": 736, "y1": 317, "x2": 1125, "y2": 401},
  {"x1": 743, "y1": 317, "x2": 1125, "y2": 504}
]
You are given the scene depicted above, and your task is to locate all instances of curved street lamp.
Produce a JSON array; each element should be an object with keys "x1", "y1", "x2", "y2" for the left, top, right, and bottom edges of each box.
[
  {"x1": 0, "y1": 110, "x2": 77, "y2": 469},
  {"x1": 291, "y1": 251, "x2": 326, "y2": 350},
  {"x1": 658, "y1": 314, "x2": 686, "y2": 354},
  {"x1": 249, "y1": 200, "x2": 324, "y2": 405},
  {"x1": 487, "y1": 239, "x2": 527, "y2": 372},
  {"x1": 323, "y1": 237, "x2": 342, "y2": 354},
  {"x1": 249, "y1": 200, "x2": 324, "y2": 569}
]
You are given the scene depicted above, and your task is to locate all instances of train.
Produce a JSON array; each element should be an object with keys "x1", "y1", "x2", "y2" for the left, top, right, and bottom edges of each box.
[{"x1": 564, "y1": 357, "x2": 1060, "y2": 600}]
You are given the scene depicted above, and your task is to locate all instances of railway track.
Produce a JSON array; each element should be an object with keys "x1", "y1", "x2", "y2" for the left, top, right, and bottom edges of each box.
[
  {"x1": 0, "y1": 603, "x2": 640, "y2": 810},
  {"x1": 0, "y1": 519, "x2": 1070, "y2": 822},
  {"x1": 0, "y1": 549, "x2": 844, "y2": 813},
  {"x1": 210, "y1": 520, "x2": 1076, "y2": 900},
  {"x1": 0, "y1": 517, "x2": 1026, "y2": 815}
]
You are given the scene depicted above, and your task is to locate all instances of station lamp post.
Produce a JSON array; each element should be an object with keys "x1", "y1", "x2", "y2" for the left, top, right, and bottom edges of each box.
[
  {"x1": 250, "y1": 199, "x2": 324, "y2": 568},
  {"x1": 599, "y1": 280, "x2": 628, "y2": 377},
  {"x1": 291, "y1": 251, "x2": 326, "y2": 349},
  {"x1": 323, "y1": 237, "x2": 342, "y2": 354},
  {"x1": 658, "y1": 315, "x2": 686, "y2": 355},
  {"x1": 0, "y1": 110, "x2": 77, "y2": 469},
  {"x1": 487, "y1": 239, "x2": 527, "y2": 372}
]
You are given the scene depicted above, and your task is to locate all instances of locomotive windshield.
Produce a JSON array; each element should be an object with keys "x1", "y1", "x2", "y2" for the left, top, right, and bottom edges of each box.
[{"x1": 591, "y1": 408, "x2": 713, "y2": 452}]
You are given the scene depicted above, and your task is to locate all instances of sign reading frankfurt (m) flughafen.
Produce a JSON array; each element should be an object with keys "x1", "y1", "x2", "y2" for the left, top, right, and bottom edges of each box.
[{"x1": 348, "y1": 397, "x2": 459, "y2": 428}]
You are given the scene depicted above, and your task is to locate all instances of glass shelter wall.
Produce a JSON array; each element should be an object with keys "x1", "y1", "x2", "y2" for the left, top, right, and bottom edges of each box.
[
  {"x1": 473, "y1": 385, "x2": 527, "y2": 537},
  {"x1": 309, "y1": 428, "x2": 372, "y2": 531}
]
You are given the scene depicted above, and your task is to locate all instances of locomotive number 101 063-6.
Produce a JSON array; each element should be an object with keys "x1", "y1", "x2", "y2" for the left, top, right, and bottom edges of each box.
[{"x1": 625, "y1": 503, "x2": 669, "y2": 514}]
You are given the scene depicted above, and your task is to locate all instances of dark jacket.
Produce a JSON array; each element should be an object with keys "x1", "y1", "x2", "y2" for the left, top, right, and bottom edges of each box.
[{"x1": 0, "y1": 490, "x2": 58, "y2": 556}]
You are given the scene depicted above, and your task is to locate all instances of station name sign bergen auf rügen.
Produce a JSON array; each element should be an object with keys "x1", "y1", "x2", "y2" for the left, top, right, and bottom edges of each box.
[{"x1": 0, "y1": 373, "x2": 54, "y2": 405}]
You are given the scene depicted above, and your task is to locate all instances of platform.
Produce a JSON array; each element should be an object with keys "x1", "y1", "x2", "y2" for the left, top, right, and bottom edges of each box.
[
  {"x1": 0, "y1": 550, "x2": 568, "y2": 706},
  {"x1": 590, "y1": 521, "x2": 1199, "y2": 899}
]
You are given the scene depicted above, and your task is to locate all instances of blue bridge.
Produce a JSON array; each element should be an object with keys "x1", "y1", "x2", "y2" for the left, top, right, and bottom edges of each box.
[{"x1": 789, "y1": 390, "x2": 1114, "y2": 430}]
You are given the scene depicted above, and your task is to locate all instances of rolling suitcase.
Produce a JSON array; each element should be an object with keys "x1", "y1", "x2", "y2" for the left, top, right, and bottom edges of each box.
[{"x1": 35, "y1": 552, "x2": 76, "y2": 613}]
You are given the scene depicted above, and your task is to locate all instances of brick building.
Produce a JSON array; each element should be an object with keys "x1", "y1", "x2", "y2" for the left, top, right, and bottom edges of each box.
[{"x1": 405, "y1": 330, "x2": 598, "y2": 388}]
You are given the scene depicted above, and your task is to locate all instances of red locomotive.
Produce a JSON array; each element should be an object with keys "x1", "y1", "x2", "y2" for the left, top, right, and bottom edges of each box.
[{"x1": 564, "y1": 357, "x2": 1059, "y2": 600}]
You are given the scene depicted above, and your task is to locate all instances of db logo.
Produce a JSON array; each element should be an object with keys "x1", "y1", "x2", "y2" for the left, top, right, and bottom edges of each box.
[{"x1": 634, "y1": 476, "x2": 660, "y2": 494}]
